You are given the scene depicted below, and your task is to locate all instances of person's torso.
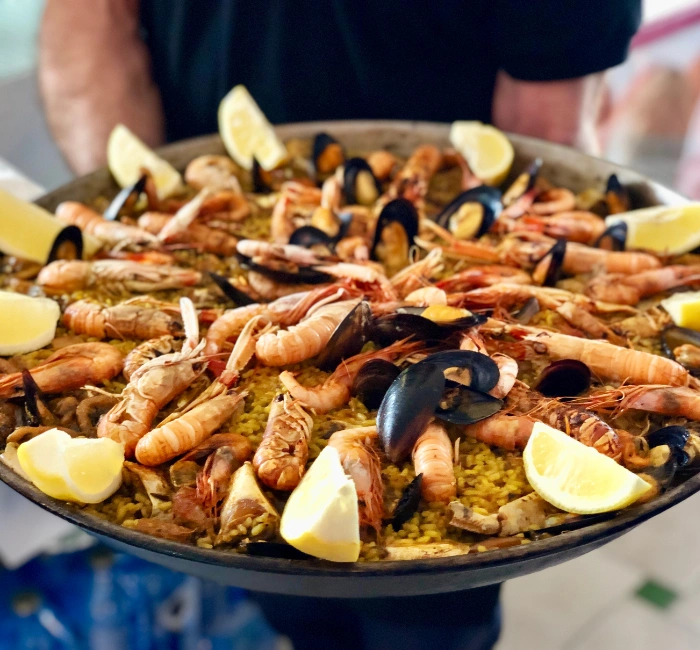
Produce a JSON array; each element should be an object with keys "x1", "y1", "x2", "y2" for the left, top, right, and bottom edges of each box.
[{"x1": 139, "y1": 0, "x2": 497, "y2": 141}]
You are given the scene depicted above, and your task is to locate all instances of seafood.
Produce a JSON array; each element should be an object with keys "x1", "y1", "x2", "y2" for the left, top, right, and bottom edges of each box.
[
  {"x1": 388, "y1": 144, "x2": 442, "y2": 205},
  {"x1": 184, "y1": 155, "x2": 243, "y2": 193},
  {"x1": 122, "y1": 335, "x2": 180, "y2": 381},
  {"x1": 436, "y1": 265, "x2": 531, "y2": 293},
  {"x1": 412, "y1": 421, "x2": 456, "y2": 503},
  {"x1": 138, "y1": 212, "x2": 239, "y2": 256},
  {"x1": 497, "y1": 211, "x2": 606, "y2": 245}
]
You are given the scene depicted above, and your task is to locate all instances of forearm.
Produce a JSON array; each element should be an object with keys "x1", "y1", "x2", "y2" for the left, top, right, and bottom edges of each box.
[
  {"x1": 492, "y1": 71, "x2": 605, "y2": 154},
  {"x1": 39, "y1": 0, "x2": 164, "y2": 174}
]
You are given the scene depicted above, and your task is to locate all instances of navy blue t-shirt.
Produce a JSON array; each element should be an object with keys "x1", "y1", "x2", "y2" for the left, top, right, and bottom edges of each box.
[{"x1": 139, "y1": 0, "x2": 642, "y2": 142}]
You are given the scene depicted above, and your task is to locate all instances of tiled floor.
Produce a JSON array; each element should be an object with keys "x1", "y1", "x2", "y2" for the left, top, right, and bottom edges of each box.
[{"x1": 497, "y1": 491, "x2": 700, "y2": 649}]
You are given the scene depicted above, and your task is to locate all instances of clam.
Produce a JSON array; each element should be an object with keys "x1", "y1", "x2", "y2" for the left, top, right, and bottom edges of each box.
[
  {"x1": 343, "y1": 158, "x2": 382, "y2": 206},
  {"x1": 391, "y1": 474, "x2": 424, "y2": 529},
  {"x1": 209, "y1": 272, "x2": 257, "y2": 306},
  {"x1": 351, "y1": 359, "x2": 401, "y2": 409},
  {"x1": 103, "y1": 173, "x2": 148, "y2": 221},
  {"x1": 502, "y1": 159, "x2": 542, "y2": 207},
  {"x1": 533, "y1": 360, "x2": 592, "y2": 398},
  {"x1": 315, "y1": 301, "x2": 373, "y2": 371},
  {"x1": 370, "y1": 198, "x2": 419, "y2": 268},
  {"x1": 434, "y1": 186, "x2": 503, "y2": 240},
  {"x1": 313, "y1": 133, "x2": 345, "y2": 178}
]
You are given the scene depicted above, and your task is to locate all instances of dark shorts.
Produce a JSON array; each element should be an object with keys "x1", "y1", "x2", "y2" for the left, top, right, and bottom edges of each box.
[{"x1": 249, "y1": 584, "x2": 501, "y2": 650}]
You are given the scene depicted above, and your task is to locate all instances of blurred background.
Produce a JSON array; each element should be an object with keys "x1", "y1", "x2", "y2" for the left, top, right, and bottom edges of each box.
[{"x1": 2, "y1": 1, "x2": 700, "y2": 649}]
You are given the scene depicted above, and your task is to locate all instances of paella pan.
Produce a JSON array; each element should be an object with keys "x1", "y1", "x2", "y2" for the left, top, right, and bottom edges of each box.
[{"x1": 1, "y1": 109, "x2": 699, "y2": 596}]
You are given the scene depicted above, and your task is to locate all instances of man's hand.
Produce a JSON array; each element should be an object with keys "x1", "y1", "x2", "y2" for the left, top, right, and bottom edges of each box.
[
  {"x1": 39, "y1": 0, "x2": 164, "y2": 174},
  {"x1": 492, "y1": 71, "x2": 605, "y2": 154}
]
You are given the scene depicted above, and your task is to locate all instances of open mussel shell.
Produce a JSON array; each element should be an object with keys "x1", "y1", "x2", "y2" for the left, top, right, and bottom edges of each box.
[
  {"x1": 313, "y1": 133, "x2": 345, "y2": 178},
  {"x1": 417, "y1": 350, "x2": 500, "y2": 394},
  {"x1": 502, "y1": 158, "x2": 543, "y2": 206},
  {"x1": 48, "y1": 225, "x2": 83, "y2": 262},
  {"x1": 391, "y1": 474, "x2": 424, "y2": 530},
  {"x1": 660, "y1": 326, "x2": 700, "y2": 374},
  {"x1": 647, "y1": 425, "x2": 691, "y2": 467},
  {"x1": 351, "y1": 359, "x2": 401, "y2": 410},
  {"x1": 369, "y1": 198, "x2": 419, "y2": 262},
  {"x1": 536, "y1": 239, "x2": 567, "y2": 287},
  {"x1": 605, "y1": 173, "x2": 631, "y2": 214},
  {"x1": 209, "y1": 272, "x2": 257, "y2": 306},
  {"x1": 244, "y1": 541, "x2": 312, "y2": 560},
  {"x1": 315, "y1": 301, "x2": 372, "y2": 371},
  {"x1": 289, "y1": 212, "x2": 352, "y2": 249},
  {"x1": 595, "y1": 222, "x2": 627, "y2": 251},
  {"x1": 512, "y1": 296, "x2": 540, "y2": 324},
  {"x1": 103, "y1": 174, "x2": 148, "y2": 221},
  {"x1": 372, "y1": 313, "x2": 441, "y2": 345},
  {"x1": 435, "y1": 387, "x2": 503, "y2": 425},
  {"x1": 343, "y1": 157, "x2": 382, "y2": 206},
  {"x1": 21, "y1": 370, "x2": 44, "y2": 427},
  {"x1": 378, "y1": 362, "x2": 447, "y2": 463},
  {"x1": 434, "y1": 186, "x2": 503, "y2": 239},
  {"x1": 533, "y1": 360, "x2": 591, "y2": 398},
  {"x1": 252, "y1": 158, "x2": 273, "y2": 193},
  {"x1": 236, "y1": 253, "x2": 332, "y2": 285}
]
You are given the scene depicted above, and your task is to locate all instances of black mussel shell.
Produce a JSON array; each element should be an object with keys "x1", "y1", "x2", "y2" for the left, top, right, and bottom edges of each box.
[
  {"x1": 236, "y1": 253, "x2": 332, "y2": 285},
  {"x1": 533, "y1": 360, "x2": 591, "y2": 398},
  {"x1": 47, "y1": 225, "x2": 83, "y2": 262},
  {"x1": 435, "y1": 387, "x2": 503, "y2": 425},
  {"x1": 502, "y1": 159, "x2": 543, "y2": 206},
  {"x1": 22, "y1": 370, "x2": 44, "y2": 426},
  {"x1": 417, "y1": 350, "x2": 500, "y2": 394},
  {"x1": 313, "y1": 133, "x2": 345, "y2": 178},
  {"x1": 209, "y1": 272, "x2": 256, "y2": 306},
  {"x1": 434, "y1": 187, "x2": 503, "y2": 239},
  {"x1": 378, "y1": 363, "x2": 447, "y2": 463},
  {"x1": 343, "y1": 158, "x2": 382, "y2": 206},
  {"x1": 660, "y1": 326, "x2": 700, "y2": 360},
  {"x1": 252, "y1": 157, "x2": 273, "y2": 194},
  {"x1": 537, "y1": 239, "x2": 567, "y2": 287},
  {"x1": 605, "y1": 174, "x2": 630, "y2": 214},
  {"x1": 513, "y1": 297, "x2": 540, "y2": 324},
  {"x1": 244, "y1": 541, "x2": 312, "y2": 560},
  {"x1": 351, "y1": 359, "x2": 402, "y2": 410},
  {"x1": 372, "y1": 313, "x2": 441, "y2": 346},
  {"x1": 370, "y1": 198, "x2": 419, "y2": 262},
  {"x1": 315, "y1": 301, "x2": 372, "y2": 371},
  {"x1": 103, "y1": 174, "x2": 148, "y2": 221},
  {"x1": 647, "y1": 425, "x2": 690, "y2": 467},
  {"x1": 595, "y1": 222, "x2": 627, "y2": 251},
  {"x1": 391, "y1": 474, "x2": 424, "y2": 529},
  {"x1": 289, "y1": 212, "x2": 353, "y2": 249}
]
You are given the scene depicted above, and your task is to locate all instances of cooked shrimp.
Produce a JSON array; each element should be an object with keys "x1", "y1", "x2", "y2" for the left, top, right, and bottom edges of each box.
[
  {"x1": 585, "y1": 265, "x2": 700, "y2": 306},
  {"x1": 237, "y1": 239, "x2": 322, "y2": 267},
  {"x1": 37, "y1": 260, "x2": 202, "y2": 295},
  {"x1": 279, "y1": 339, "x2": 421, "y2": 413},
  {"x1": 559, "y1": 242, "x2": 662, "y2": 276},
  {"x1": 55, "y1": 201, "x2": 156, "y2": 248},
  {"x1": 388, "y1": 248, "x2": 444, "y2": 298},
  {"x1": 255, "y1": 299, "x2": 360, "y2": 367},
  {"x1": 580, "y1": 385, "x2": 700, "y2": 421},
  {"x1": 412, "y1": 421, "x2": 456, "y2": 503},
  {"x1": 554, "y1": 302, "x2": 627, "y2": 346},
  {"x1": 122, "y1": 335, "x2": 180, "y2": 381},
  {"x1": 674, "y1": 344, "x2": 700, "y2": 370},
  {"x1": 246, "y1": 272, "x2": 322, "y2": 301},
  {"x1": 321, "y1": 173, "x2": 343, "y2": 211},
  {"x1": 184, "y1": 155, "x2": 243, "y2": 194},
  {"x1": 253, "y1": 394, "x2": 314, "y2": 490},
  {"x1": 498, "y1": 211, "x2": 606, "y2": 245},
  {"x1": 388, "y1": 144, "x2": 442, "y2": 205},
  {"x1": 97, "y1": 298, "x2": 206, "y2": 456},
  {"x1": 481, "y1": 320, "x2": 689, "y2": 387},
  {"x1": 529, "y1": 188, "x2": 576, "y2": 215},
  {"x1": 436, "y1": 265, "x2": 531, "y2": 293},
  {"x1": 0, "y1": 343, "x2": 123, "y2": 398},
  {"x1": 316, "y1": 263, "x2": 398, "y2": 301},
  {"x1": 138, "y1": 212, "x2": 239, "y2": 256},
  {"x1": 270, "y1": 181, "x2": 323, "y2": 243},
  {"x1": 328, "y1": 426, "x2": 383, "y2": 533},
  {"x1": 196, "y1": 446, "x2": 240, "y2": 512},
  {"x1": 63, "y1": 299, "x2": 182, "y2": 340},
  {"x1": 467, "y1": 413, "x2": 537, "y2": 451},
  {"x1": 166, "y1": 190, "x2": 250, "y2": 223},
  {"x1": 459, "y1": 331, "x2": 518, "y2": 399},
  {"x1": 366, "y1": 150, "x2": 398, "y2": 181},
  {"x1": 404, "y1": 286, "x2": 447, "y2": 307}
]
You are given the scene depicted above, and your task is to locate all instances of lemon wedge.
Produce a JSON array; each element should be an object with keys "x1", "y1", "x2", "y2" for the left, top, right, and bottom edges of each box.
[
  {"x1": 605, "y1": 203, "x2": 700, "y2": 255},
  {"x1": 218, "y1": 85, "x2": 288, "y2": 171},
  {"x1": 449, "y1": 121, "x2": 514, "y2": 186},
  {"x1": 660, "y1": 291, "x2": 700, "y2": 330},
  {"x1": 107, "y1": 124, "x2": 183, "y2": 200},
  {"x1": 280, "y1": 445, "x2": 360, "y2": 562},
  {"x1": 0, "y1": 291, "x2": 60, "y2": 355},
  {"x1": 17, "y1": 428, "x2": 124, "y2": 504},
  {"x1": 523, "y1": 422, "x2": 651, "y2": 514}
]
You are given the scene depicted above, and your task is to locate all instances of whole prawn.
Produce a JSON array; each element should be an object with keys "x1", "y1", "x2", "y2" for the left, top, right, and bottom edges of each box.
[
  {"x1": 387, "y1": 144, "x2": 442, "y2": 205},
  {"x1": 436, "y1": 265, "x2": 531, "y2": 293},
  {"x1": 0, "y1": 343, "x2": 123, "y2": 398},
  {"x1": 63, "y1": 298, "x2": 182, "y2": 340},
  {"x1": 122, "y1": 335, "x2": 181, "y2": 381},
  {"x1": 328, "y1": 426, "x2": 384, "y2": 533},
  {"x1": 184, "y1": 155, "x2": 243, "y2": 194},
  {"x1": 279, "y1": 338, "x2": 422, "y2": 413},
  {"x1": 37, "y1": 260, "x2": 202, "y2": 295},
  {"x1": 496, "y1": 211, "x2": 606, "y2": 245},
  {"x1": 412, "y1": 421, "x2": 456, "y2": 503},
  {"x1": 253, "y1": 394, "x2": 314, "y2": 490},
  {"x1": 138, "y1": 212, "x2": 239, "y2": 256}
]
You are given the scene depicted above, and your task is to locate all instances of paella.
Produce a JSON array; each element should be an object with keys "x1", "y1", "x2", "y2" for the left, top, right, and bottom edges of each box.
[{"x1": 2, "y1": 89, "x2": 700, "y2": 564}]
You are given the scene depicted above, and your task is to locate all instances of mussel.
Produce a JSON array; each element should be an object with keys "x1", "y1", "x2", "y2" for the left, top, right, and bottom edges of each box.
[
  {"x1": 595, "y1": 221, "x2": 627, "y2": 251},
  {"x1": 605, "y1": 173, "x2": 630, "y2": 215},
  {"x1": 391, "y1": 474, "x2": 424, "y2": 529},
  {"x1": 502, "y1": 158, "x2": 542, "y2": 207},
  {"x1": 660, "y1": 326, "x2": 700, "y2": 376},
  {"x1": 209, "y1": 272, "x2": 257, "y2": 306},
  {"x1": 417, "y1": 350, "x2": 500, "y2": 394},
  {"x1": 47, "y1": 225, "x2": 84, "y2": 263},
  {"x1": 533, "y1": 360, "x2": 592, "y2": 398},
  {"x1": 637, "y1": 425, "x2": 692, "y2": 494},
  {"x1": 535, "y1": 239, "x2": 566, "y2": 287},
  {"x1": 343, "y1": 157, "x2": 382, "y2": 206},
  {"x1": 252, "y1": 157, "x2": 273, "y2": 193},
  {"x1": 288, "y1": 212, "x2": 352, "y2": 249},
  {"x1": 647, "y1": 425, "x2": 691, "y2": 467},
  {"x1": 313, "y1": 133, "x2": 345, "y2": 179},
  {"x1": 512, "y1": 296, "x2": 540, "y2": 324},
  {"x1": 351, "y1": 359, "x2": 401, "y2": 409},
  {"x1": 103, "y1": 173, "x2": 148, "y2": 221},
  {"x1": 434, "y1": 186, "x2": 503, "y2": 240},
  {"x1": 21, "y1": 370, "x2": 47, "y2": 427},
  {"x1": 235, "y1": 252, "x2": 332, "y2": 285},
  {"x1": 314, "y1": 301, "x2": 372, "y2": 371},
  {"x1": 370, "y1": 198, "x2": 419, "y2": 267},
  {"x1": 372, "y1": 309, "x2": 486, "y2": 347},
  {"x1": 435, "y1": 387, "x2": 503, "y2": 425}
]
